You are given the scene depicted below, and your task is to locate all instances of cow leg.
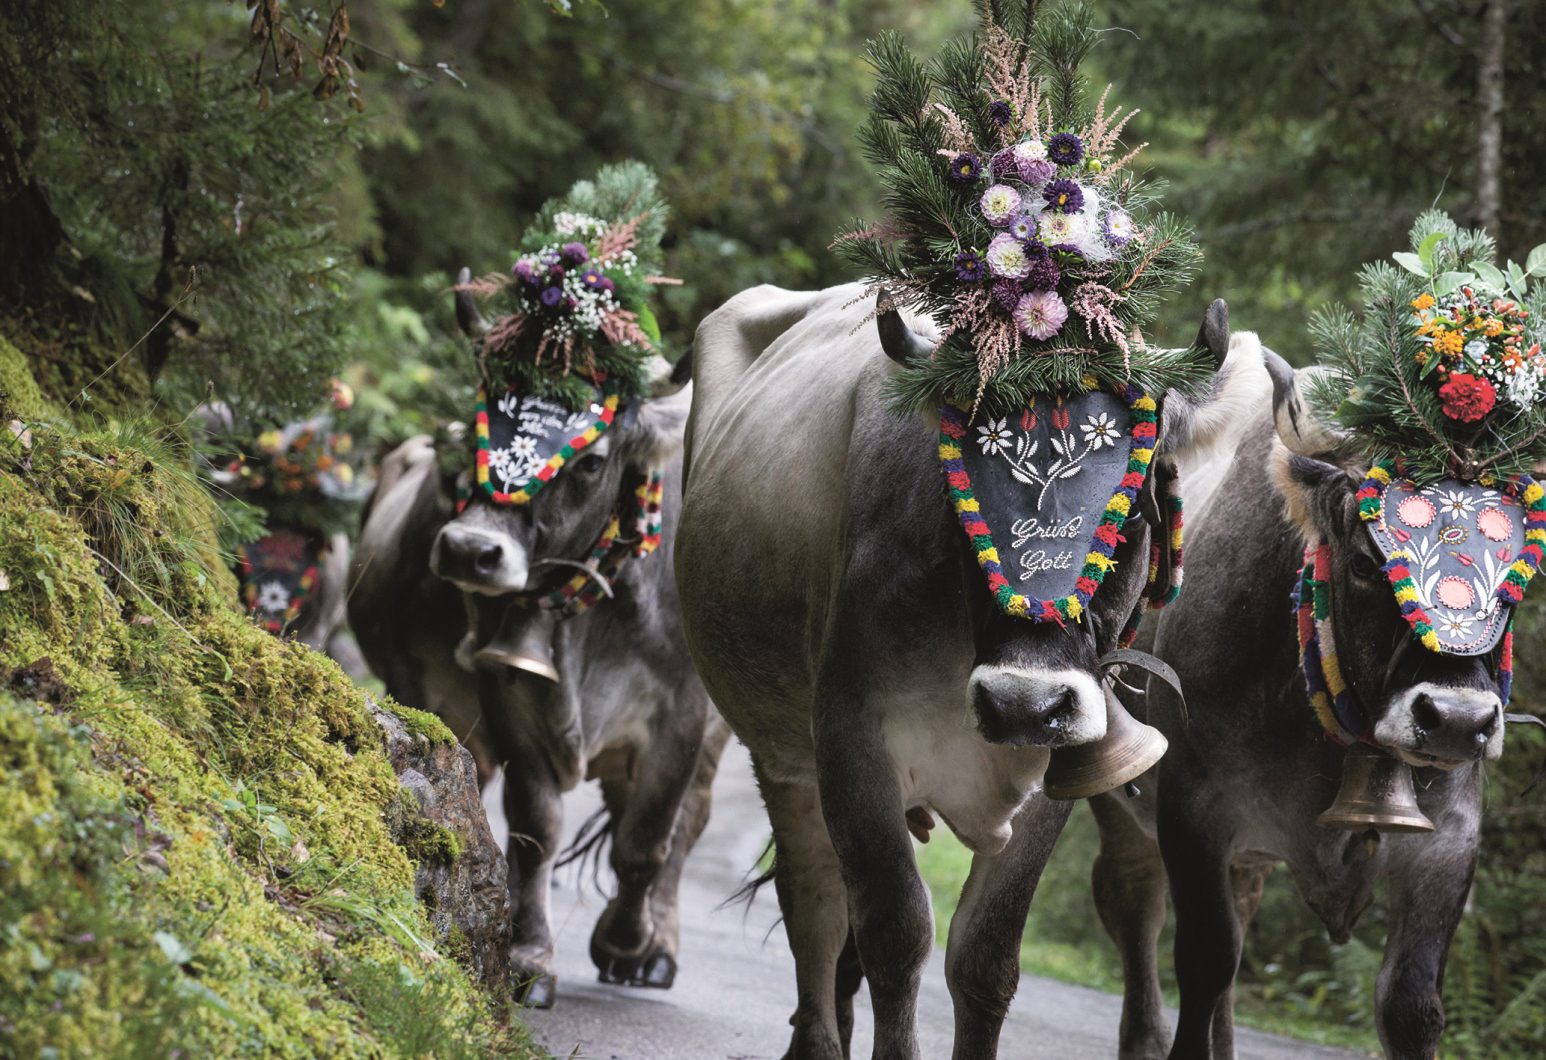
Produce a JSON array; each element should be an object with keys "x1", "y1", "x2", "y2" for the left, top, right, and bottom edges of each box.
[
  {"x1": 814, "y1": 710, "x2": 933, "y2": 1060},
  {"x1": 499, "y1": 740, "x2": 563, "y2": 1008},
  {"x1": 1089, "y1": 791, "x2": 1172, "y2": 1060},
  {"x1": 590, "y1": 693, "x2": 709, "y2": 986},
  {"x1": 1374, "y1": 848, "x2": 1475, "y2": 1059},
  {"x1": 1161, "y1": 803, "x2": 1240, "y2": 1060},
  {"x1": 834, "y1": 928, "x2": 864, "y2": 1058},
  {"x1": 945, "y1": 791, "x2": 1073, "y2": 1059},
  {"x1": 759, "y1": 763, "x2": 852, "y2": 1060},
  {"x1": 1209, "y1": 858, "x2": 1273, "y2": 1059},
  {"x1": 638, "y1": 712, "x2": 732, "y2": 988}
]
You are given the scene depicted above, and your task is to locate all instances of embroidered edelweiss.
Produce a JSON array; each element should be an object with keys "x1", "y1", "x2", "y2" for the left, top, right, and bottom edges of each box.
[
  {"x1": 257, "y1": 581, "x2": 291, "y2": 613},
  {"x1": 1436, "y1": 611, "x2": 1475, "y2": 638},
  {"x1": 1433, "y1": 489, "x2": 1476, "y2": 519},
  {"x1": 1080, "y1": 412, "x2": 1121, "y2": 450},
  {"x1": 489, "y1": 437, "x2": 544, "y2": 489},
  {"x1": 977, "y1": 418, "x2": 1014, "y2": 456}
]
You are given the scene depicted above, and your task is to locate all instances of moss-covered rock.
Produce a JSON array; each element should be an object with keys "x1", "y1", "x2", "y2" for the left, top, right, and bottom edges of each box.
[{"x1": 0, "y1": 351, "x2": 536, "y2": 1057}]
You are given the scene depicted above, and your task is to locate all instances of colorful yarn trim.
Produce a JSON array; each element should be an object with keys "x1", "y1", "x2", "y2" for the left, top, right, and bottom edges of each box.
[
  {"x1": 939, "y1": 384, "x2": 1157, "y2": 624},
  {"x1": 1500, "y1": 624, "x2": 1515, "y2": 706},
  {"x1": 539, "y1": 471, "x2": 664, "y2": 617},
  {"x1": 1117, "y1": 461, "x2": 1186, "y2": 648},
  {"x1": 474, "y1": 378, "x2": 620, "y2": 505},
  {"x1": 1357, "y1": 459, "x2": 1546, "y2": 652},
  {"x1": 236, "y1": 545, "x2": 319, "y2": 635},
  {"x1": 1295, "y1": 543, "x2": 1370, "y2": 746}
]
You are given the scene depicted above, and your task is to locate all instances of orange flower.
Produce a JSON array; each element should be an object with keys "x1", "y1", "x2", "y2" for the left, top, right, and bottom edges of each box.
[
  {"x1": 1485, "y1": 318, "x2": 1505, "y2": 337},
  {"x1": 1411, "y1": 292, "x2": 1435, "y2": 311},
  {"x1": 1432, "y1": 330, "x2": 1464, "y2": 358}
]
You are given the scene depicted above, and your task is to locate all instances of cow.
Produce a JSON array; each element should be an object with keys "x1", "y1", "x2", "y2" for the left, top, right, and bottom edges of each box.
[
  {"x1": 1089, "y1": 332, "x2": 1527, "y2": 1059},
  {"x1": 674, "y1": 284, "x2": 1268, "y2": 1059},
  {"x1": 348, "y1": 277, "x2": 728, "y2": 1008}
]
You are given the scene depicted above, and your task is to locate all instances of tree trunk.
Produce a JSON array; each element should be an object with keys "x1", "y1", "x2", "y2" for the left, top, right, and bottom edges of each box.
[{"x1": 1474, "y1": 0, "x2": 1507, "y2": 241}]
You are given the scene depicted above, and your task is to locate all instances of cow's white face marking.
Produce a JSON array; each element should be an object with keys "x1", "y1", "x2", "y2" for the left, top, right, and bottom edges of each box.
[
  {"x1": 1375, "y1": 682, "x2": 1504, "y2": 768},
  {"x1": 963, "y1": 665, "x2": 1106, "y2": 746},
  {"x1": 430, "y1": 521, "x2": 529, "y2": 595}
]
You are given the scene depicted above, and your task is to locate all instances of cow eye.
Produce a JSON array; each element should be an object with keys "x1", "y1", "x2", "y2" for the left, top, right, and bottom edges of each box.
[
  {"x1": 573, "y1": 452, "x2": 606, "y2": 475},
  {"x1": 1349, "y1": 553, "x2": 1381, "y2": 580}
]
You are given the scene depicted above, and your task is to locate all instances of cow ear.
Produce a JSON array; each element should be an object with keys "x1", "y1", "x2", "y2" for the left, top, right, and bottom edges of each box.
[
  {"x1": 629, "y1": 382, "x2": 692, "y2": 468},
  {"x1": 1157, "y1": 307, "x2": 1272, "y2": 464},
  {"x1": 1273, "y1": 450, "x2": 1360, "y2": 544}
]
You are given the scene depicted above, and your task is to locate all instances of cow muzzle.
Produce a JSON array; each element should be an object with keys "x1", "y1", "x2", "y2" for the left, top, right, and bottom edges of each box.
[
  {"x1": 965, "y1": 666, "x2": 1106, "y2": 748},
  {"x1": 430, "y1": 524, "x2": 529, "y2": 595},
  {"x1": 1374, "y1": 683, "x2": 1503, "y2": 768}
]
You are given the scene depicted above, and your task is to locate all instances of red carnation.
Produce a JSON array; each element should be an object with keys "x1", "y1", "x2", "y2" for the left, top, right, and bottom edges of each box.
[{"x1": 1437, "y1": 372, "x2": 1497, "y2": 423}]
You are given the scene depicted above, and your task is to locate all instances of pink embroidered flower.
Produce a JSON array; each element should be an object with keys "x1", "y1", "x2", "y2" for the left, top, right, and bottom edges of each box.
[{"x1": 1013, "y1": 289, "x2": 1069, "y2": 341}]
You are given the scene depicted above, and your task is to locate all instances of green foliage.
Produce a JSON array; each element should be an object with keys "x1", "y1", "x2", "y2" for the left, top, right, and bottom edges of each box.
[
  {"x1": 1303, "y1": 211, "x2": 1546, "y2": 483},
  {"x1": 0, "y1": 354, "x2": 530, "y2": 1056},
  {"x1": 837, "y1": 0, "x2": 1207, "y2": 413}
]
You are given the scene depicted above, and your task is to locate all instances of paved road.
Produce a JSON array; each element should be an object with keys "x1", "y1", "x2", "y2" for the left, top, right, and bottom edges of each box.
[{"x1": 503, "y1": 741, "x2": 1362, "y2": 1060}]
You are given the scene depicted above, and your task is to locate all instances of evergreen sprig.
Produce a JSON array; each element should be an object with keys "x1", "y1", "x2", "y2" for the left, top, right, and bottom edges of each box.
[
  {"x1": 835, "y1": 0, "x2": 1206, "y2": 415},
  {"x1": 1305, "y1": 210, "x2": 1546, "y2": 483},
  {"x1": 471, "y1": 161, "x2": 672, "y2": 411}
]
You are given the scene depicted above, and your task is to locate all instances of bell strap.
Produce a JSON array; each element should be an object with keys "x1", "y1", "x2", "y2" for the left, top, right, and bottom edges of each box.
[
  {"x1": 535, "y1": 470, "x2": 664, "y2": 617},
  {"x1": 1098, "y1": 646, "x2": 1186, "y2": 726}
]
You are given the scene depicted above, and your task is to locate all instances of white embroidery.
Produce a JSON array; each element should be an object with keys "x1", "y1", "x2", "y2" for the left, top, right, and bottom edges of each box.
[{"x1": 257, "y1": 581, "x2": 291, "y2": 613}]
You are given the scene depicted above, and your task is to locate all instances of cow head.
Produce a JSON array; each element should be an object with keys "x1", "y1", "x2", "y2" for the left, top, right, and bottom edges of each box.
[
  {"x1": 881, "y1": 297, "x2": 1271, "y2": 749},
  {"x1": 1267, "y1": 353, "x2": 1506, "y2": 768},
  {"x1": 430, "y1": 270, "x2": 690, "y2": 605}
]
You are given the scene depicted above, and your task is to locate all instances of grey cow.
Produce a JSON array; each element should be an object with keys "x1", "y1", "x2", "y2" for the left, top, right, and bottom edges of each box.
[
  {"x1": 349, "y1": 284, "x2": 727, "y2": 1007},
  {"x1": 1091, "y1": 323, "x2": 1517, "y2": 1059},
  {"x1": 675, "y1": 284, "x2": 1267, "y2": 1059}
]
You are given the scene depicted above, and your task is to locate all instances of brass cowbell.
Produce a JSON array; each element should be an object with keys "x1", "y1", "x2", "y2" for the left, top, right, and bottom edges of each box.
[
  {"x1": 1043, "y1": 692, "x2": 1168, "y2": 800},
  {"x1": 1317, "y1": 742, "x2": 1434, "y2": 833},
  {"x1": 473, "y1": 605, "x2": 561, "y2": 683}
]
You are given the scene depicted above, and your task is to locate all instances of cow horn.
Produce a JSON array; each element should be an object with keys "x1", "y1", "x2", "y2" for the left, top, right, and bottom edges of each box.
[
  {"x1": 1265, "y1": 348, "x2": 1350, "y2": 460},
  {"x1": 644, "y1": 352, "x2": 691, "y2": 398},
  {"x1": 1193, "y1": 298, "x2": 1230, "y2": 369},
  {"x1": 876, "y1": 290, "x2": 935, "y2": 365},
  {"x1": 453, "y1": 266, "x2": 490, "y2": 338}
]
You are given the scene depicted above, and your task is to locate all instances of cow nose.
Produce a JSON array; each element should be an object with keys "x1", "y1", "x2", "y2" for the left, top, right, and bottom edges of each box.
[
  {"x1": 969, "y1": 673, "x2": 1081, "y2": 747},
  {"x1": 1412, "y1": 692, "x2": 1498, "y2": 760},
  {"x1": 432, "y1": 525, "x2": 526, "y2": 592},
  {"x1": 473, "y1": 541, "x2": 503, "y2": 575}
]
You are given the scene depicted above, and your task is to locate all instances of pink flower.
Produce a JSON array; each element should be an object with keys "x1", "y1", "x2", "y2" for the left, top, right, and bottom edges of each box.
[{"x1": 1014, "y1": 289, "x2": 1069, "y2": 341}]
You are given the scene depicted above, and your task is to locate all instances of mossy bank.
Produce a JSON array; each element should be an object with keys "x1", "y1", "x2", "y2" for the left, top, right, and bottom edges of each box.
[{"x1": 0, "y1": 351, "x2": 538, "y2": 1057}]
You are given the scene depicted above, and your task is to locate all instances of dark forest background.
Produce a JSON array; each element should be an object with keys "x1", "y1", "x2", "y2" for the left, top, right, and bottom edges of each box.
[{"x1": 3, "y1": 0, "x2": 1544, "y2": 1053}]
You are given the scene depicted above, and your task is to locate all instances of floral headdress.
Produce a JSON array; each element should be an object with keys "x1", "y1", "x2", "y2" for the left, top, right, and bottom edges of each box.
[
  {"x1": 1311, "y1": 210, "x2": 1546, "y2": 485},
  {"x1": 835, "y1": 0, "x2": 1209, "y2": 415},
  {"x1": 457, "y1": 161, "x2": 677, "y2": 412}
]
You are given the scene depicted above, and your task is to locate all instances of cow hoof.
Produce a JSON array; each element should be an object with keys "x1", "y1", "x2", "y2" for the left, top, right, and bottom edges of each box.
[
  {"x1": 639, "y1": 952, "x2": 677, "y2": 989},
  {"x1": 514, "y1": 972, "x2": 557, "y2": 1008}
]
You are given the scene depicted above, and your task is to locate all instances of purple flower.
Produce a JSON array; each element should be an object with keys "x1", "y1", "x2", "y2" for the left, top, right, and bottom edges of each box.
[
  {"x1": 561, "y1": 242, "x2": 590, "y2": 265},
  {"x1": 512, "y1": 259, "x2": 537, "y2": 286},
  {"x1": 990, "y1": 148, "x2": 1019, "y2": 181},
  {"x1": 1014, "y1": 289, "x2": 1069, "y2": 341},
  {"x1": 539, "y1": 286, "x2": 564, "y2": 308},
  {"x1": 1021, "y1": 158, "x2": 1056, "y2": 185},
  {"x1": 1049, "y1": 242, "x2": 1085, "y2": 259},
  {"x1": 988, "y1": 100, "x2": 1014, "y2": 127},
  {"x1": 599, "y1": 276, "x2": 617, "y2": 295},
  {"x1": 548, "y1": 262, "x2": 566, "y2": 280},
  {"x1": 1042, "y1": 179, "x2": 1084, "y2": 214},
  {"x1": 581, "y1": 267, "x2": 609, "y2": 291},
  {"x1": 1008, "y1": 213, "x2": 1037, "y2": 242},
  {"x1": 947, "y1": 153, "x2": 983, "y2": 183},
  {"x1": 954, "y1": 249, "x2": 986, "y2": 283},
  {"x1": 1024, "y1": 254, "x2": 1061, "y2": 292},
  {"x1": 1103, "y1": 209, "x2": 1137, "y2": 246},
  {"x1": 1047, "y1": 132, "x2": 1084, "y2": 166},
  {"x1": 991, "y1": 279, "x2": 1023, "y2": 311}
]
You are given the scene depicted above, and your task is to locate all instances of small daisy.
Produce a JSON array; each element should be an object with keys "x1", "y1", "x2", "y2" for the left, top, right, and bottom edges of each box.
[
  {"x1": 1437, "y1": 612, "x2": 1475, "y2": 638},
  {"x1": 977, "y1": 418, "x2": 1014, "y2": 456},
  {"x1": 1103, "y1": 209, "x2": 1138, "y2": 246},
  {"x1": 1080, "y1": 412, "x2": 1121, "y2": 449},
  {"x1": 1038, "y1": 210, "x2": 1090, "y2": 247}
]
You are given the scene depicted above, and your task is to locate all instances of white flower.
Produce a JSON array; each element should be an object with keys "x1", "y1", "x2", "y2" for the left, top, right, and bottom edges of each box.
[
  {"x1": 1507, "y1": 368, "x2": 1543, "y2": 407},
  {"x1": 1080, "y1": 412, "x2": 1121, "y2": 449},
  {"x1": 1464, "y1": 338, "x2": 1489, "y2": 361},
  {"x1": 1433, "y1": 489, "x2": 1476, "y2": 519},
  {"x1": 1103, "y1": 209, "x2": 1137, "y2": 246},
  {"x1": 977, "y1": 418, "x2": 1014, "y2": 456},
  {"x1": 1014, "y1": 139, "x2": 1049, "y2": 164},
  {"x1": 257, "y1": 581, "x2": 291, "y2": 613},
  {"x1": 1038, "y1": 210, "x2": 1091, "y2": 248},
  {"x1": 488, "y1": 437, "x2": 544, "y2": 489},
  {"x1": 979, "y1": 184, "x2": 1023, "y2": 228},
  {"x1": 985, "y1": 233, "x2": 1030, "y2": 279}
]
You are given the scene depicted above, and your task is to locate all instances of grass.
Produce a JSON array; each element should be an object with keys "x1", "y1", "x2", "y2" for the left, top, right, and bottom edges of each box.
[{"x1": 913, "y1": 801, "x2": 1381, "y2": 1055}]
